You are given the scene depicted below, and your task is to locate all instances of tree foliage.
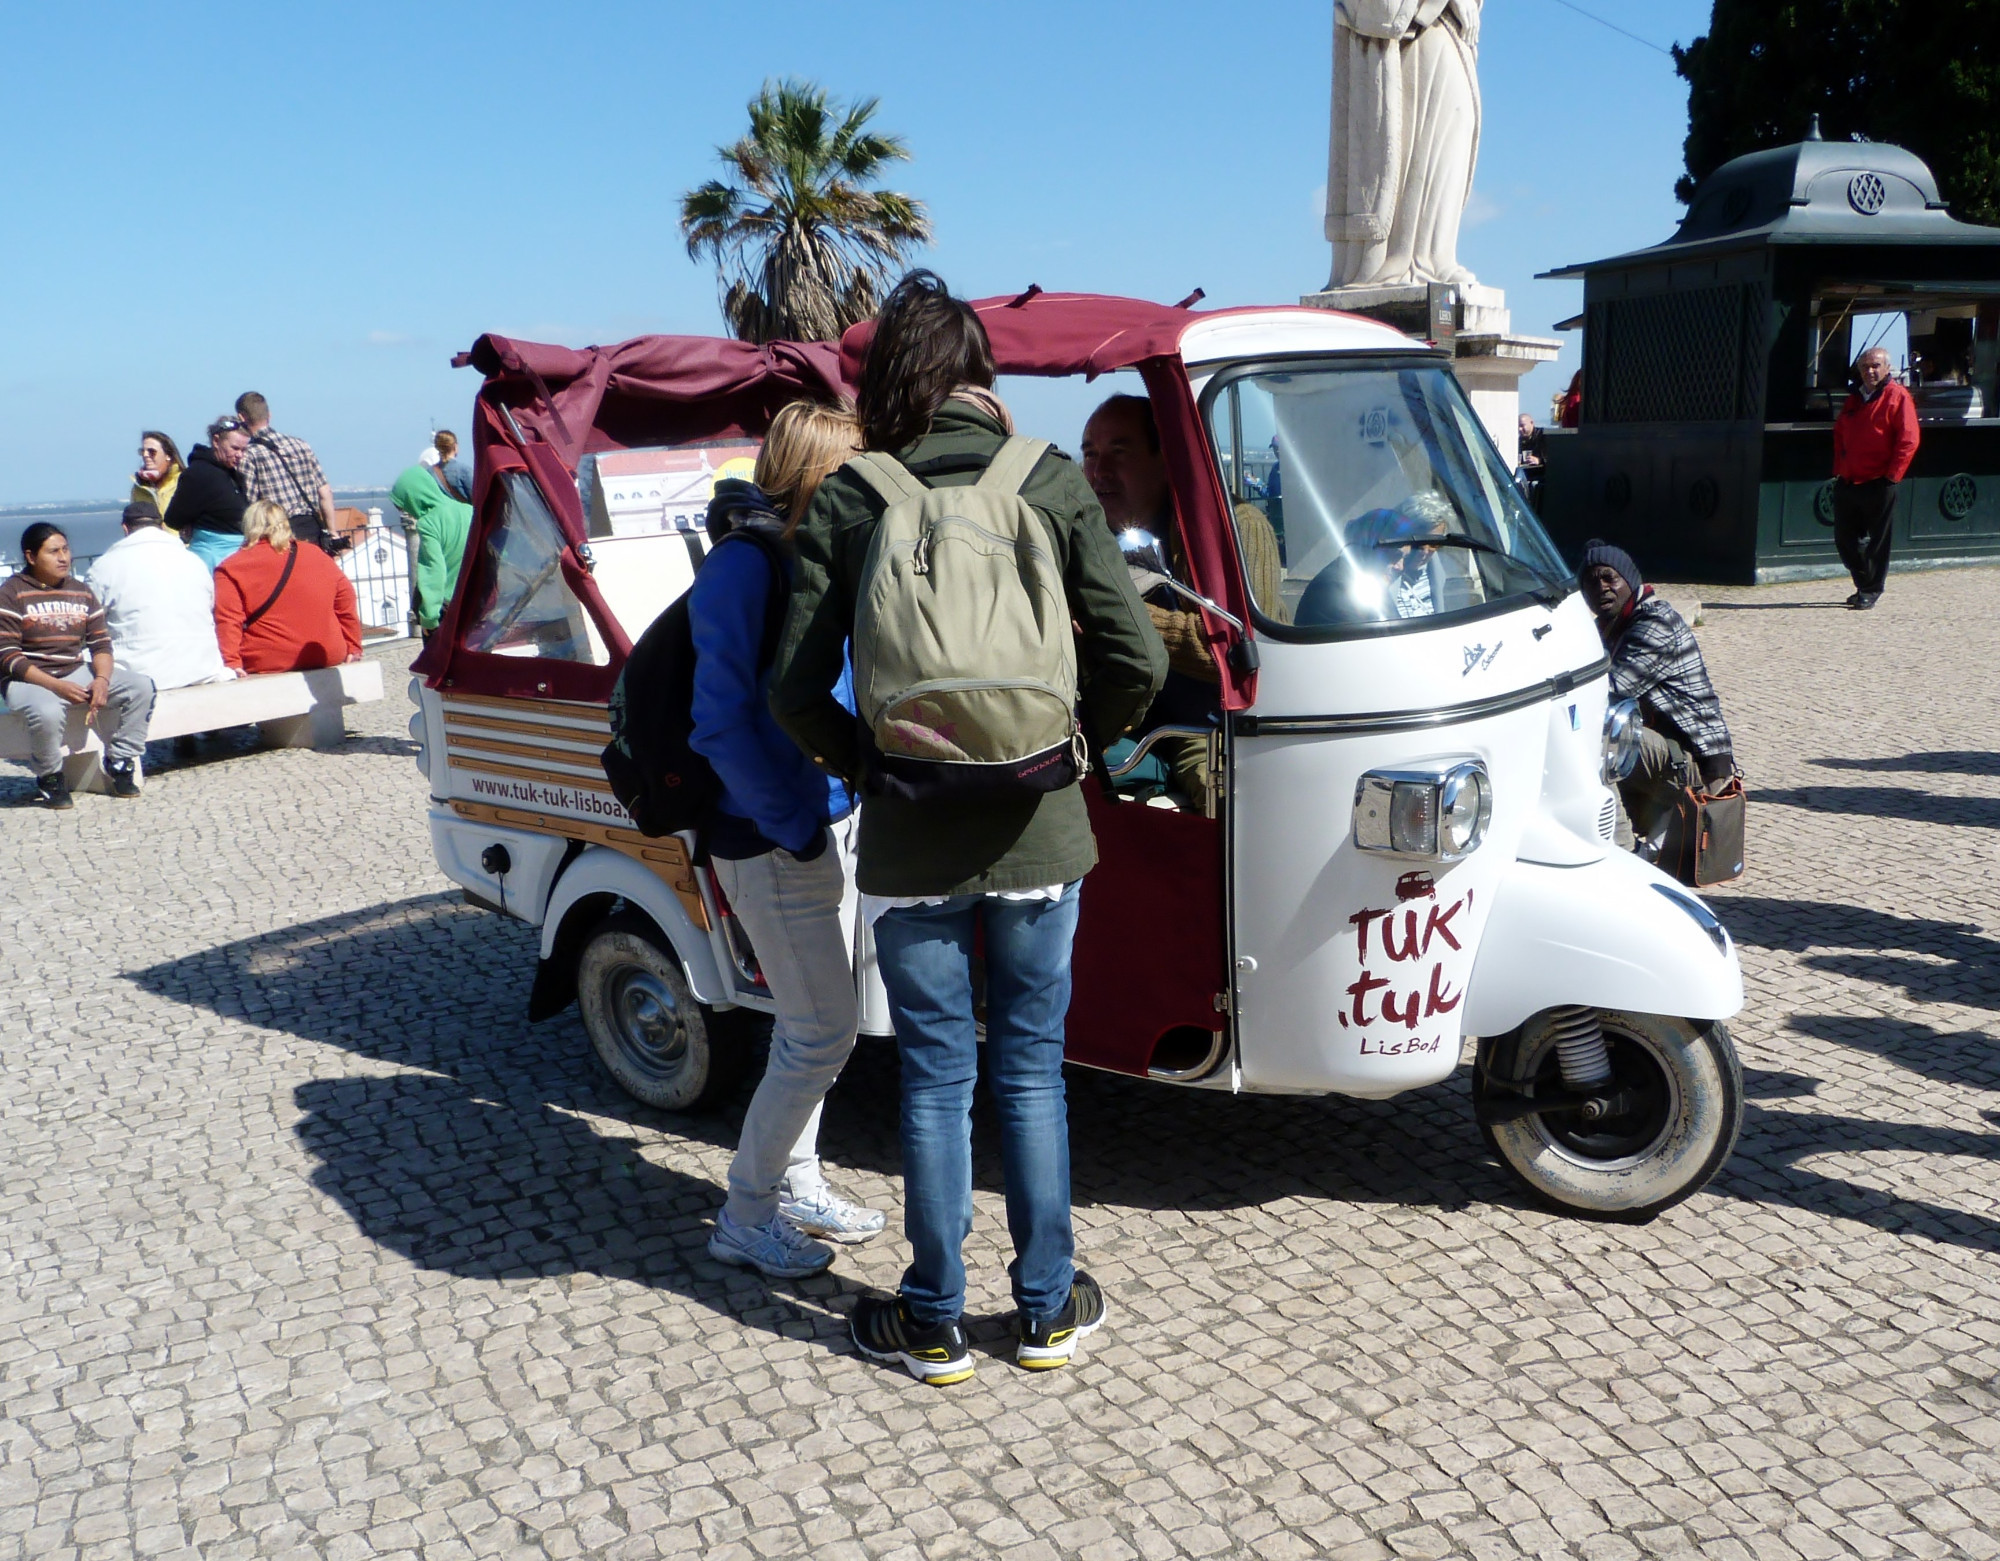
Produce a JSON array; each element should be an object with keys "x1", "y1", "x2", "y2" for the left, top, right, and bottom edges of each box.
[
  {"x1": 1674, "y1": 0, "x2": 2000, "y2": 224},
  {"x1": 680, "y1": 79, "x2": 932, "y2": 344}
]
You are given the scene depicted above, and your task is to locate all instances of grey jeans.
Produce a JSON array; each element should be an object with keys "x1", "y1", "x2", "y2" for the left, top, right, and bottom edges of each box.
[
  {"x1": 715, "y1": 813, "x2": 862, "y2": 1228},
  {"x1": 4, "y1": 664, "x2": 155, "y2": 774}
]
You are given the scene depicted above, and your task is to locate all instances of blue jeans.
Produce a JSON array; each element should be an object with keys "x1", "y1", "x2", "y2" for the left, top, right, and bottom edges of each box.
[{"x1": 872, "y1": 884, "x2": 1082, "y2": 1328}]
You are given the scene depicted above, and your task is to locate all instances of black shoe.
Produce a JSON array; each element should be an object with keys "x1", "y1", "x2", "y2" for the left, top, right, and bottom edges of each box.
[
  {"x1": 105, "y1": 762, "x2": 141, "y2": 799},
  {"x1": 850, "y1": 1296, "x2": 974, "y2": 1386},
  {"x1": 1844, "y1": 591, "x2": 1863, "y2": 606},
  {"x1": 1016, "y1": 1271, "x2": 1106, "y2": 1371},
  {"x1": 1850, "y1": 592, "x2": 1880, "y2": 611},
  {"x1": 34, "y1": 772, "x2": 73, "y2": 810}
]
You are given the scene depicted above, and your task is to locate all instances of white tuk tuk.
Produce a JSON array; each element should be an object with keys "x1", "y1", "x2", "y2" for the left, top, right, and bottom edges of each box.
[{"x1": 411, "y1": 291, "x2": 1744, "y2": 1222}]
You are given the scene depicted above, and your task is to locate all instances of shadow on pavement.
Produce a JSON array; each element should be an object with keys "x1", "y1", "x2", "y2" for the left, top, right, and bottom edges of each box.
[
  {"x1": 127, "y1": 893, "x2": 2000, "y2": 1276},
  {"x1": 1717, "y1": 895, "x2": 2000, "y2": 1011},
  {"x1": 1810, "y1": 750, "x2": 2000, "y2": 777},
  {"x1": 1788, "y1": 1011, "x2": 2000, "y2": 1091},
  {"x1": 1700, "y1": 601, "x2": 1848, "y2": 612},
  {"x1": 1752, "y1": 784, "x2": 2000, "y2": 831},
  {"x1": 1718, "y1": 1089, "x2": 2000, "y2": 1254}
]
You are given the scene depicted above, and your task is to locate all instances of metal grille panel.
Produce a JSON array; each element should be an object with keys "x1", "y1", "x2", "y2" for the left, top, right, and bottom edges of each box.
[{"x1": 1586, "y1": 284, "x2": 1768, "y2": 424}]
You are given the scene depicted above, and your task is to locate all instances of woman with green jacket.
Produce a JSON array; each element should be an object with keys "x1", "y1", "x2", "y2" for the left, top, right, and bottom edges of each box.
[
  {"x1": 391, "y1": 465, "x2": 473, "y2": 634},
  {"x1": 771, "y1": 271, "x2": 1166, "y2": 1386}
]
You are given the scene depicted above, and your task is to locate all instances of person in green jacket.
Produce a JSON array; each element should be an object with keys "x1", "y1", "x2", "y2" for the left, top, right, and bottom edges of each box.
[
  {"x1": 391, "y1": 465, "x2": 473, "y2": 635},
  {"x1": 770, "y1": 271, "x2": 1166, "y2": 1386}
]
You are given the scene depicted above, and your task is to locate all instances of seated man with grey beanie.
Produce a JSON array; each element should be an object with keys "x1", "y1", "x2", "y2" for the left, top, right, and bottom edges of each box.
[{"x1": 1579, "y1": 540, "x2": 1735, "y2": 855}]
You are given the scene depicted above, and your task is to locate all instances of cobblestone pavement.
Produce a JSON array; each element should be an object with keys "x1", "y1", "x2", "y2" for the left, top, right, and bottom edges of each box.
[{"x1": 4, "y1": 569, "x2": 2000, "y2": 1561}]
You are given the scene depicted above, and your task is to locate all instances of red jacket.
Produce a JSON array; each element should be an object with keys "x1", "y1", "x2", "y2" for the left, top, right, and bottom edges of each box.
[
  {"x1": 213, "y1": 540, "x2": 363, "y2": 674},
  {"x1": 1833, "y1": 378, "x2": 1920, "y2": 483}
]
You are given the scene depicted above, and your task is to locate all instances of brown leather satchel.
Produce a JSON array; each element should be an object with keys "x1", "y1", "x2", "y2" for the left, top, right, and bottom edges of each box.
[{"x1": 1663, "y1": 776, "x2": 1746, "y2": 887}]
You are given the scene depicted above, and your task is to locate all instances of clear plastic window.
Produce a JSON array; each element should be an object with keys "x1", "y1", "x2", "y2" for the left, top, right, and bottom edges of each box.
[
  {"x1": 1210, "y1": 364, "x2": 1570, "y2": 633},
  {"x1": 461, "y1": 473, "x2": 609, "y2": 663}
]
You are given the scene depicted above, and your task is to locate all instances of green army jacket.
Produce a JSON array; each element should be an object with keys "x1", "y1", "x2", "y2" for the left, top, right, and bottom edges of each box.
[{"x1": 770, "y1": 400, "x2": 1168, "y2": 897}]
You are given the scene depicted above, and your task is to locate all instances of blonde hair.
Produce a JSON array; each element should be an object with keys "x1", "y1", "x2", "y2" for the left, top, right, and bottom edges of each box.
[
  {"x1": 755, "y1": 400, "x2": 862, "y2": 535},
  {"x1": 242, "y1": 500, "x2": 294, "y2": 551},
  {"x1": 434, "y1": 430, "x2": 459, "y2": 458}
]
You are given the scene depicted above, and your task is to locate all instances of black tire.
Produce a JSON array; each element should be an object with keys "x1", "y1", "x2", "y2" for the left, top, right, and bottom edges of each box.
[
  {"x1": 1475, "y1": 1010, "x2": 1743, "y2": 1223},
  {"x1": 574, "y1": 912, "x2": 750, "y2": 1111}
]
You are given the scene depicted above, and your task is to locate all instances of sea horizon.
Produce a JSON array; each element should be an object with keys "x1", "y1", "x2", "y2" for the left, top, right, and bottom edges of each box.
[{"x1": 0, "y1": 487, "x2": 400, "y2": 569}]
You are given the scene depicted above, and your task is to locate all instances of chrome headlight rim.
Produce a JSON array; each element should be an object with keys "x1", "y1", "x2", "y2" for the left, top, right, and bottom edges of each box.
[
  {"x1": 1603, "y1": 698, "x2": 1641, "y2": 782},
  {"x1": 1354, "y1": 758, "x2": 1492, "y2": 862}
]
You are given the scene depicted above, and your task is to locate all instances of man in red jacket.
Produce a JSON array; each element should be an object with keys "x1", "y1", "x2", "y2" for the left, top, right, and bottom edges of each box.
[{"x1": 1831, "y1": 345, "x2": 1920, "y2": 609}]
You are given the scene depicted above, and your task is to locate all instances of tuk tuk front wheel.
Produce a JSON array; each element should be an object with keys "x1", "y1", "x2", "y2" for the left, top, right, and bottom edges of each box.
[
  {"x1": 575, "y1": 912, "x2": 750, "y2": 1111},
  {"x1": 1474, "y1": 1010, "x2": 1742, "y2": 1223}
]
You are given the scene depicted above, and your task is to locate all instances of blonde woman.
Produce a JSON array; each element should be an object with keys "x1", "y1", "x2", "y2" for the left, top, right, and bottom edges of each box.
[
  {"x1": 212, "y1": 501, "x2": 363, "y2": 674},
  {"x1": 695, "y1": 401, "x2": 882, "y2": 1279}
]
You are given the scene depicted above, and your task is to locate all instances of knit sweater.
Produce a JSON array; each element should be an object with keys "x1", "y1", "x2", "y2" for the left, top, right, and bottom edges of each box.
[{"x1": 0, "y1": 570, "x2": 112, "y2": 684}]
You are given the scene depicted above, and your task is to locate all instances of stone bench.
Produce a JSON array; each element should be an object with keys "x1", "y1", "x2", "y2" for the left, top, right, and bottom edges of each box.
[{"x1": 0, "y1": 659, "x2": 385, "y2": 792}]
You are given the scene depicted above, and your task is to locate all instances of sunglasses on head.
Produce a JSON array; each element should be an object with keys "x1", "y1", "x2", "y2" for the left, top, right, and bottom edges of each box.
[{"x1": 215, "y1": 415, "x2": 246, "y2": 432}]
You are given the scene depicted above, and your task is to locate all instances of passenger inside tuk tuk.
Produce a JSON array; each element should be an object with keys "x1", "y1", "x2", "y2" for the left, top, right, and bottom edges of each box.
[{"x1": 1081, "y1": 394, "x2": 1279, "y2": 810}]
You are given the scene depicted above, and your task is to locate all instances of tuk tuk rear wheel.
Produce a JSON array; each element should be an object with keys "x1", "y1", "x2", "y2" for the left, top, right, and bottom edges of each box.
[
  {"x1": 1475, "y1": 1010, "x2": 1742, "y2": 1223},
  {"x1": 575, "y1": 912, "x2": 750, "y2": 1111}
]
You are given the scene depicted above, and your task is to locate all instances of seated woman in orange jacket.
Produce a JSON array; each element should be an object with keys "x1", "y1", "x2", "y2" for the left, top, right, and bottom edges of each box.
[{"x1": 213, "y1": 501, "x2": 364, "y2": 674}]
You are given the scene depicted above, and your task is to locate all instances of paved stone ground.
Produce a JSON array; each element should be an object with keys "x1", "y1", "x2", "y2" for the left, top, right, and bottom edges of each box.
[{"x1": 4, "y1": 570, "x2": 2000, "y2": 1561}]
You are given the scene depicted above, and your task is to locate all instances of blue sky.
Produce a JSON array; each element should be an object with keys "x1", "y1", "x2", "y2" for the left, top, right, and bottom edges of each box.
[{"x1": 0, "y1": 0, "x2": 1714, "y2": 504}]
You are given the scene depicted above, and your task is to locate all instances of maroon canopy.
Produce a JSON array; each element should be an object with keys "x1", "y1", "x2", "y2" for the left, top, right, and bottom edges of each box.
[
  {"x1": 462, "y1": 332, "x2": 850, "y2": 467},
  {"x1": 429, "y1": 293, "x2": 1274, "y2": 709},
  {"x1": 838, "y1": 288, "x2": 1289, "y2": 381}
]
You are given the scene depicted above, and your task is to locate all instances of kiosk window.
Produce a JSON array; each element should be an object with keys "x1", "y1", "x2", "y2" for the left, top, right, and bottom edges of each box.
[{"x1": 461, "y1": 473, "x2": 609, "y2": 664}]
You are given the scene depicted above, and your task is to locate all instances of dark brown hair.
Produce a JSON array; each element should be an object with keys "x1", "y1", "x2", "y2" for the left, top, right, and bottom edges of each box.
[
  {"x1": 856, "y1": 270, "x2": 995, "y2": 453},
  {"x1": 140, "y1": 430, "x2": 183, "y2": 470}
]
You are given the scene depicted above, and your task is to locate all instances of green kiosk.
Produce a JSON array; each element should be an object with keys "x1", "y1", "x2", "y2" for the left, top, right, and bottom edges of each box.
[{"x1": 1537, "y1": 125, "x2": 2000, "y2": 583}]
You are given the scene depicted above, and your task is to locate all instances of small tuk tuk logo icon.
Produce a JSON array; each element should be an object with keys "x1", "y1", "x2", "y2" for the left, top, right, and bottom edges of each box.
[
  {"x1": 1361, "y1": 407, "x2": 1389, "y2": 444},
  {"x1": 1462, "y1": 641, "x2": 1501, "y2": 676}
]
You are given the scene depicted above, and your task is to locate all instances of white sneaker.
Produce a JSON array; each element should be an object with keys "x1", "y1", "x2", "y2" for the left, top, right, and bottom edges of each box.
[
  {"x1": 707, "y1": 1211, "x2": 834, "y2": 1279},
  {"x1": 779, "y1": 1187, "x2": 887, "y2": 1244}
]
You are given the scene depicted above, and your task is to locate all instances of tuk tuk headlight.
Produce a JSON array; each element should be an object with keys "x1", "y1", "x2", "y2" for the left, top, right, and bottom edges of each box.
[
  {"x1": 1603, "y1": 698, "x2": 1641, "y2": 782},
  {"x1": 1355, "y1": 761, "x2": 1490, "y2": 861}
]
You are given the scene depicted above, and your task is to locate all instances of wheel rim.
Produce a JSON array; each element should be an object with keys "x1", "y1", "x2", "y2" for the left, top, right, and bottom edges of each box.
[
  {"x1": 603, "y1": 964, "x2": 694, "y2": 1085},
  {"x1": 1525, "y1": 1022, "x2": 1681, "y2": 1171}
]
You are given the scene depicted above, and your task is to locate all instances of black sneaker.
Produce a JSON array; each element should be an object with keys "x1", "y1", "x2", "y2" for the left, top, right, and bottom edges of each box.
[
  {"x1": 34, "y1": 772, "x2": 73, "y2": 810},
  {"x1": 1016, "y1": 1271, "x2": 1106, "y2": 1371},
  {"x1": 1844, "y1": 591, "x2": 1863, "y2": 606},
  {"x1": 850, "y1": 1296, "x2": 974, "y2": 1387},
  {"x1": 1851, "y1": 592, "x2": 1880, "y2": 611},
  {"x1": 105, "y1": 762, "x2": 141, "y2": 799}
]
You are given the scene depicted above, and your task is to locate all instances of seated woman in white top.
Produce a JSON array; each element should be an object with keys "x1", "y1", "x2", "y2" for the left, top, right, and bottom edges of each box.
[{"x1": 86, "y1": 502, "x2": 232, "y2": 689}]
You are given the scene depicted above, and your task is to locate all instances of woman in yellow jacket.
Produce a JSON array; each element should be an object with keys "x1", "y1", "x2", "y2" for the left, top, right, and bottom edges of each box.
[{"x1": 132, "y1": 431, "x2": 184, "y2": 522}]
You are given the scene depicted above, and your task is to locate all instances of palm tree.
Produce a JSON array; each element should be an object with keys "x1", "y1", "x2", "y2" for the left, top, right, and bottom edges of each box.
[{"x1": 681, "y1": 79, "x2": 933, "y2": 344}]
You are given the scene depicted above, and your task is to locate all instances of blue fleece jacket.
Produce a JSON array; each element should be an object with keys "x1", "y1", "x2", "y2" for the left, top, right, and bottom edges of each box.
[{"x1": 688, "y1": 532, "x2": 853, "y2": 856}]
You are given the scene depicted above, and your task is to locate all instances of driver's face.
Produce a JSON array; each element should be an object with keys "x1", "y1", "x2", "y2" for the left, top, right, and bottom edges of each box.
[
  {"x1": 1582, "y1": 563, "x2": 1632, "y2": 622},
  {"x1": 1082, "y1": 405, "x2": 1171, "y2": 530}
]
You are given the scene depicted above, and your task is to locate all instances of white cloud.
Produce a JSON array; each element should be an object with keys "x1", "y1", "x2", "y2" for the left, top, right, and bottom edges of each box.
[{"x1": 1463, "y1": 188, "x2": 1503, "y2": 229}]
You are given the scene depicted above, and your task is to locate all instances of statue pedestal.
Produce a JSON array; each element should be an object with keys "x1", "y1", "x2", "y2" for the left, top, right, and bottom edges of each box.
[{"x1": 1300, "y1": 282, "x2": 1561, "y2": 463}]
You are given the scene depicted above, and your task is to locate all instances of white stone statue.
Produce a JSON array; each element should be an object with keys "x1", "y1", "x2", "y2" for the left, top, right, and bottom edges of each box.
[{"x1": 1325, "y1": 0, "x2": 1482, "y2": 290}]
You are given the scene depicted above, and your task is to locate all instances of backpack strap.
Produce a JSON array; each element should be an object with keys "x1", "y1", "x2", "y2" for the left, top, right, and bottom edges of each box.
[
  {"x1": 846, "y1": 451, "x2": 930, "y2": 508},
  {"x1": 976, "y1": 437, "x2": 1052, "y2": 498}
]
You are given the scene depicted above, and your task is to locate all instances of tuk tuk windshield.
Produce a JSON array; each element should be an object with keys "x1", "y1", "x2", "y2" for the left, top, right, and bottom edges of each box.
[{"x1": 1206, "y1": 361, "x2": 1570, "y2": 634}]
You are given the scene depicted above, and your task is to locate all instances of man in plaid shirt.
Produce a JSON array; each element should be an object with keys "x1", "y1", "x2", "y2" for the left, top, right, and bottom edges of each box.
[
  {"x1": 1580, "y1": 540, "x2": 1734, "y2": 853},
  {"x1": 235, "y1": 392, "x2": 343, "y2": 553}
]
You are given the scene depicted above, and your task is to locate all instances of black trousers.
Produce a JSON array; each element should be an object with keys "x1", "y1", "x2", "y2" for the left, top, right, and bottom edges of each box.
[{"x1": 1832, "y1": 477, "x2": 1898, "y2": 595}]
